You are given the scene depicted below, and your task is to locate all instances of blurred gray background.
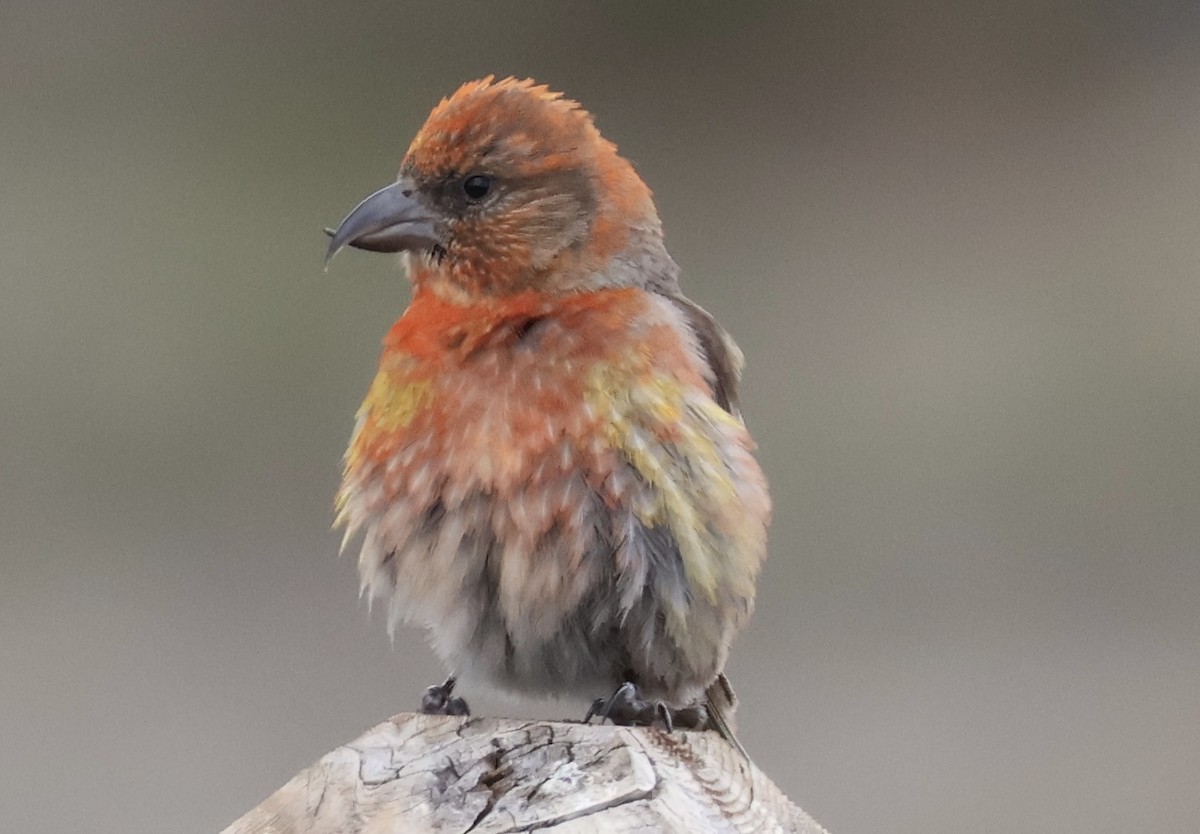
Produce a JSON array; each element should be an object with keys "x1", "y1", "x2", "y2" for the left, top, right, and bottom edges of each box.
[{"x1": 3, "y1": 2, "x2": 1198, "y2": 832}]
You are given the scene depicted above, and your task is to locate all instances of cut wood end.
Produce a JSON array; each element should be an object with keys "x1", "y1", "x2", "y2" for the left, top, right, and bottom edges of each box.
[{"x1": 223, "y1": 713, "x2": 829, "y2": 834}]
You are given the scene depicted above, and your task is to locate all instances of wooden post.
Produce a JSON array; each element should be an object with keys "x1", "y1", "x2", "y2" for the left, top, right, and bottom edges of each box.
[{"x1": 223, "y1": 714, "x2": 828, "y2": 833}]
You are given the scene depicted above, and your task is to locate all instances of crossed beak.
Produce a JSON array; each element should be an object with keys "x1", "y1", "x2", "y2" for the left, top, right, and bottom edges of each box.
[{"x1": 324, "y1": 179, "x2": 441, "y2": 265}]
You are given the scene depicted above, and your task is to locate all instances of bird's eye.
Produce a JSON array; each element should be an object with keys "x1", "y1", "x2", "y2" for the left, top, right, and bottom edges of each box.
[{"x1": 462, "y1": 174, "x2": 492, "y2": 200}]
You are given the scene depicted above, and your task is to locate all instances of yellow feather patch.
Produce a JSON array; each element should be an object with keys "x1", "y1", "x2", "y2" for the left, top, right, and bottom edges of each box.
[
  {"x1": 340, "y1": 371, "x2": 432, "y2": 481},
  {"x1": 362, "y1": 370, "x2": 432, "y2": 431},
  {"x1": 584, "y1": 363, "x2": 743, "y2": 605}
]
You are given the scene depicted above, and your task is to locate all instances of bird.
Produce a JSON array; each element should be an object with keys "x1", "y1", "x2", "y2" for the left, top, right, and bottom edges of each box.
[{"x1": 326, "y1": 77, "x2": 771, "y2": 752}]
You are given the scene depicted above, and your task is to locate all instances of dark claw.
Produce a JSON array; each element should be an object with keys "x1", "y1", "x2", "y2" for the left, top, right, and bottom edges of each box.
[
  {"x1": 583, "y1": 697, "x2": 607, "y2": 725},
  {"x1": 583, "y1": 681, "x2": 703, "y2": 732},
  {"x1": 655, "y1": 701, "x2": 674, "y2": 733},
  {"x1": 420, "y1": 675, "x2": 471, "y2": 716},
  {"x1": 602, "y1": 682, "x2": 644, "y2": 723}
]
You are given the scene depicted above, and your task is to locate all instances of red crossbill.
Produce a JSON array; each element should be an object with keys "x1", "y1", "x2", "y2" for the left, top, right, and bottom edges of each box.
[{"x1": 326, "y1": 77, "x2": 770, "y2": 750}]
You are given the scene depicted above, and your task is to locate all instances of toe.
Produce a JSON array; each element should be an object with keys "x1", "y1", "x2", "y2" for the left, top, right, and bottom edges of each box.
[{"x1": 444, "y1": 695, "x2": 470, "y2": 716}]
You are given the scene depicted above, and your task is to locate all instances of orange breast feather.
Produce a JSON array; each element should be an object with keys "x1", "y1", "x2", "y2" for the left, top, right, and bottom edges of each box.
[{"x1": 343, "y1": 287, "x2": 707, "y2": 502}]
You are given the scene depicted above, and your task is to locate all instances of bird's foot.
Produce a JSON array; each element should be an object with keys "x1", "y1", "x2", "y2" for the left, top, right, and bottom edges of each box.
[
  {"x1": 583, "y1": 681, "x2": 707, "y2": 733},
  {"x1": 420, "y1": 675, "x2": 470, "y2": 716}
]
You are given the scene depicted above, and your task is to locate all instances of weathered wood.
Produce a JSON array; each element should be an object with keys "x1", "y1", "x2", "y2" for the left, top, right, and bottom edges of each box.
[{"x1": 223, "y1": 713, "x2": 828, "y2": 833}]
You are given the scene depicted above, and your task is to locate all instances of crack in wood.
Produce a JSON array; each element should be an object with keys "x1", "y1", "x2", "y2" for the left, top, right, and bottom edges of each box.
[{"x1": 221, "y1": 715, "x2": 828, "y2": 834}]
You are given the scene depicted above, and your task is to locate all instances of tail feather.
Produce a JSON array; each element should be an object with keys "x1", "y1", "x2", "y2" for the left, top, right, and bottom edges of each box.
[{"x1": 705, "y1": 672, "x2": 749, "y2": 758}]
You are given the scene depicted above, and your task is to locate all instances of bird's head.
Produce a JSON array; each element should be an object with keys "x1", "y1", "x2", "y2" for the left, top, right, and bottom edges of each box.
[{"x1": 326, "y1": 77, "x2": 678, "y2": 299}]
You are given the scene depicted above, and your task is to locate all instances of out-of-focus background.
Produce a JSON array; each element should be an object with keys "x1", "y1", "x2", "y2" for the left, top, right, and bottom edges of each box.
[{"x1": 3, "y1": 2, "x2": 1198, "y2": 831}]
